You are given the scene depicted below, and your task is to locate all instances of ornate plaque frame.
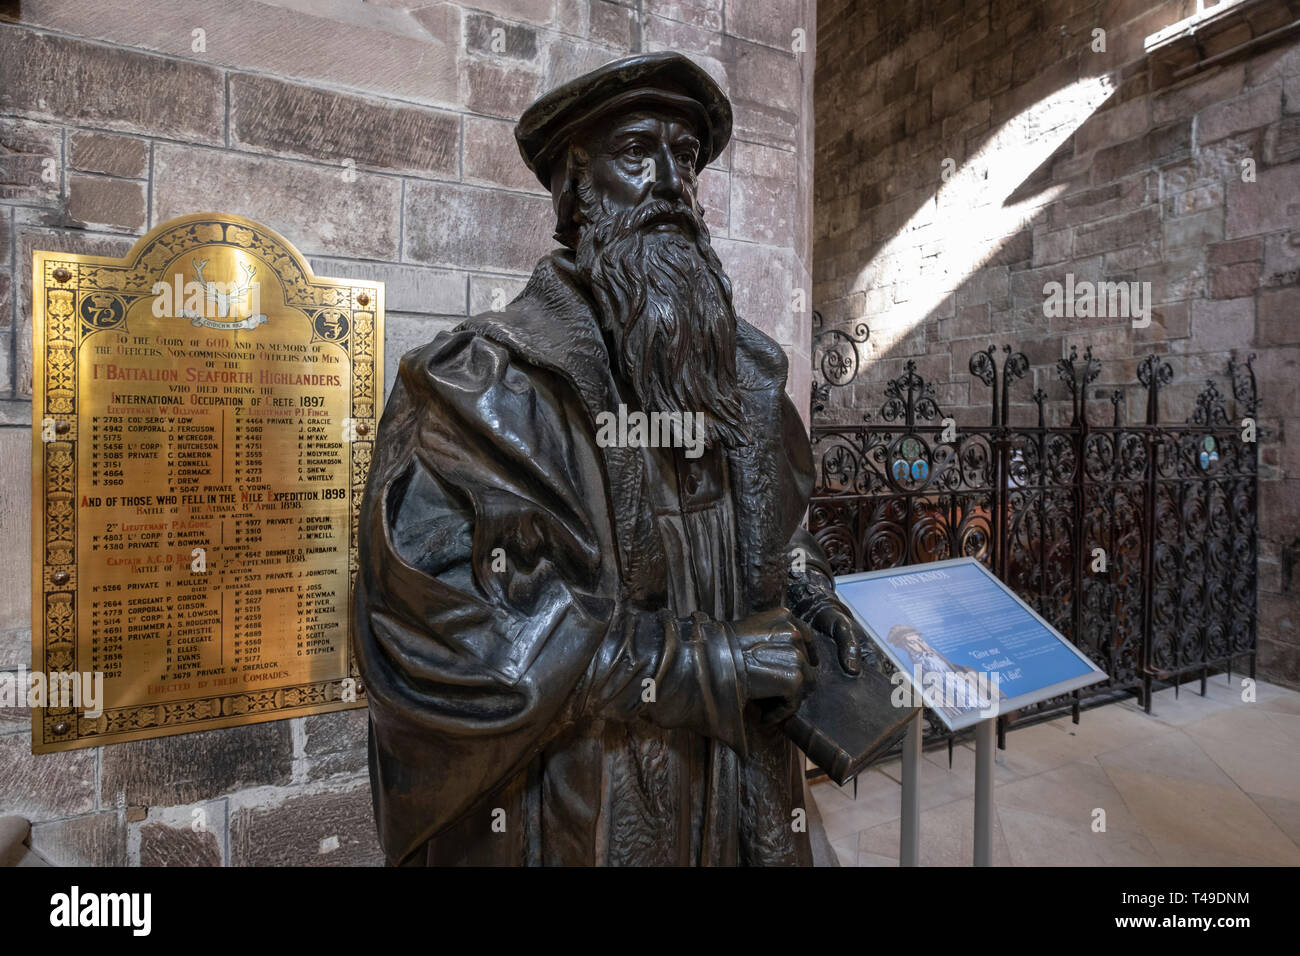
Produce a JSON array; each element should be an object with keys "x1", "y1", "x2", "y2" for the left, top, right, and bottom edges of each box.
[{"x1": 31, "y1": 213, "x2": 382, "y2": 753}]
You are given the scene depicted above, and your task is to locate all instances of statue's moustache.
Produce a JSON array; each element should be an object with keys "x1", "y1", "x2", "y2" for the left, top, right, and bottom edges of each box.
[{"x1": 614, "y1": 198, "x2": 702, "y2": 239}]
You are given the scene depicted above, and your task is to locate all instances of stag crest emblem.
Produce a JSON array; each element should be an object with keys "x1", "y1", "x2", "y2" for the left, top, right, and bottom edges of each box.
[{"x1": 180, "y1": 257, "x2": 268, "y2": 330}]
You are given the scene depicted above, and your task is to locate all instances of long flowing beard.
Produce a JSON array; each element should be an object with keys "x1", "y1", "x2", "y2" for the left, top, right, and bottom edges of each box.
[{"x1": 575, "y1": 189, "x2": 750, "y2": 450}]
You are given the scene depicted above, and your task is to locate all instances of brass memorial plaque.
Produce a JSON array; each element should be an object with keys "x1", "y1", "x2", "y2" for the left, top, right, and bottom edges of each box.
[{"x1": 31, "y1": 213, "x2": 383, "y2": 753}]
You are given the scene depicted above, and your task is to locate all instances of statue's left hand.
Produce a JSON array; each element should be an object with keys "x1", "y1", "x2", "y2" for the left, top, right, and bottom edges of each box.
[
  {"x1": 785, "y1": 549, "x2": 876, "y2": 679},
  {"x1": 807, "y1": 605, "x2": 867, "y2": 677}
]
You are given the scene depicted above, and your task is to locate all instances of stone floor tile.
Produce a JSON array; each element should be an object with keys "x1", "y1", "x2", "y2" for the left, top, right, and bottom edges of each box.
[
  {"x1": 813, "y1": 771, "x2": 904, "y2": 843},
  {"x1": 1146, "y1": 837, "x2": 1289, "y2": 867},
  {"x1": 992, "y1": 719, "x2": 1110, "y2": 777},
  {"x1": 1045, "y1": 701, "x2": 1179, "y2": 758},
  {"x1": 1136, "y1": 685, "x2": 1239, "y2": 727},
  {"x1": 1263, "y1": 709, "x2": 1300, "y2": 742},
  {"x1": 1181, "y1": 707, "x2": 1300, "y2": 801},
  {"x1": 998, "y1": 806, "x2": 1161, "y2": 867},
  {"x1": 807, "y1": 770, "x2": 886, "y2": 815},
  {"x1": 829, "y1": 835, "x2": 859, "y2": 867},
  {"x1": 1104, "y1": 767, "x2": 1300, "y2": 865},
  {"x1": 1246, "y1": 792, "x2": 1300, "y2": 845},
  {"x1": 856, "y1": 797, "x2": 1013, "y2": 867},
  {"x1": 924, "y1": 739, "x2": 1023, "y2": 786},
  {"x1": 995, "y1": 759, "x2": 1142, "y2": 832},
  {"x1": 881, "y1": 749, "x2": 986, "y2": 811},
  {"x1": 1095, "y1": 726, "x2": 1235, "y2": 787},
  {"x1": 1258, "y1": 693, "x2": 1300, "y2": 717}
]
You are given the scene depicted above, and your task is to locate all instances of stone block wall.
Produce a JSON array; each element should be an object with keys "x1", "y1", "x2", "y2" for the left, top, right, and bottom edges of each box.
[
  {"x1": 0, "y1": 0, "x2": 816, "y2": 865},
  {"x1": 813, "y1": 0, "x2": 1300, "y2": 688}
]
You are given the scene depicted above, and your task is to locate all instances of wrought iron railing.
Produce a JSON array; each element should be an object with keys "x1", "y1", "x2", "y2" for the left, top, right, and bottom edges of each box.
[{"x1": 809, "y1": 321, "x2": 1259, "y2": 742}]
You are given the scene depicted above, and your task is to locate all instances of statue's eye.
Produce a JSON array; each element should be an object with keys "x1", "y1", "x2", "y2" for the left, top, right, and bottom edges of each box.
[
  {"x1": 675, "y1": 151, "x2": 695, "y2": 167},
  {"x1": 622, "y1": 143, "x2": 648, "y2": 161}
]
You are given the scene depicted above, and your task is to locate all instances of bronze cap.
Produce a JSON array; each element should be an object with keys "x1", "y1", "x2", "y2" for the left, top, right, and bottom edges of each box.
[{"x1": 515, "y1": 51, "x2": 732, "y2": 190}]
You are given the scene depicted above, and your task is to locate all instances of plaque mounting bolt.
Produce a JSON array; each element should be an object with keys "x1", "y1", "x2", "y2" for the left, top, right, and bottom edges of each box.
[
  {"x1": 357, "y1": 292, "x2": 370, "y2": 307},
  {"x1": 356, "y1": 422, "x2": 369, "y2": 436},
  {"x1": 52, "y1": 721, "x2": 70, "y2": 735},
  {"x1": 52, "y1": 570, "x2": 70, "y2": 585},
  {"x1": 52, "y1": 267, "x2": 72, "y2": 283},
  {"x1": 54, "y1": 420, "x2": 70, "y2": 435}
]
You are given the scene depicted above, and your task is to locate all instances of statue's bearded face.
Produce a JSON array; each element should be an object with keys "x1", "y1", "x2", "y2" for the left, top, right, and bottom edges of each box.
[{"x1": 568, "y1": 111, "x2": 748, "y2": 449}]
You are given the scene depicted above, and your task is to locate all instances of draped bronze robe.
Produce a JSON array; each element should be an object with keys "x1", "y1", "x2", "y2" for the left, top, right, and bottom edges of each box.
[{"x1": 353, "y1": 250, "x2": 840, "y2": 866}]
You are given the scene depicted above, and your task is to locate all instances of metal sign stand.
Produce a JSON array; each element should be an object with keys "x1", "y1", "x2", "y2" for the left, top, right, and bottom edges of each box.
[
  {"x1": 899, "y1": 710, "x2": 922, "y2": 866},
  {"x1": 973, "y1": 717, "x2": 995, "y2": 866},
  {"x1": 900, "y1": 713, "x2": 995, "y2": 866}
]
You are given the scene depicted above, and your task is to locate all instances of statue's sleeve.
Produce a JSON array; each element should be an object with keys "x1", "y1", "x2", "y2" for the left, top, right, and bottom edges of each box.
[{"x1": 354, "y1": 329, "x2": 623, "y2": 862}]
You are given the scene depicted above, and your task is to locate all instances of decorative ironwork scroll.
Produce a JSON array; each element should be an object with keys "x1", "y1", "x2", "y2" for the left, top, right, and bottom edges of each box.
[{"x1": 811, "y1": 310, "x2": 870, "y2": 413}]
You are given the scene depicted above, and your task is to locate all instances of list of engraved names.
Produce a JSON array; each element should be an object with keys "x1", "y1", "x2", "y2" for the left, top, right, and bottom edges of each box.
[{"x1": 79, "y1": 327, "x2": 351, "y2": 708}]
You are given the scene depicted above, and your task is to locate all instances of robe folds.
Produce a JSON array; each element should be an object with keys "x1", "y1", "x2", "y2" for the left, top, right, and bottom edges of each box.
[{"x1": 353, "y1": 249, "x2": 843, "y2": 866}]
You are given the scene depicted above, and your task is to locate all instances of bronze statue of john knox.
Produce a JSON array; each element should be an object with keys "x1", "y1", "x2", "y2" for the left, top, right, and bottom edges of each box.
[{"x1": 354, "y1": 52, "x2": 884, "y2": 866}]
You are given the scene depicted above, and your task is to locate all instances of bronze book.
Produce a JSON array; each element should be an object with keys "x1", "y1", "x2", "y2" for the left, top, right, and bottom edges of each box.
[{"x1": 784, "y1": 630, "x2": 919, "y2": 785}]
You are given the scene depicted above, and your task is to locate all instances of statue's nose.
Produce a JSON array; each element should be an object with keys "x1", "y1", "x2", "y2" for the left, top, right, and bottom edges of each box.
[{"x1": 650, "y1": 144, "x2": 685, "y2": 201}]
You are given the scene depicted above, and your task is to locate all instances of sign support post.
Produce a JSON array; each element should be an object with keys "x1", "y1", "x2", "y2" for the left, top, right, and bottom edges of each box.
[
  {"x1": 899, "y1": 709, "x2": 922, "y2": 866},
  {"x1": 973, "y1": 716, "x2": 995, "y2": 866}
]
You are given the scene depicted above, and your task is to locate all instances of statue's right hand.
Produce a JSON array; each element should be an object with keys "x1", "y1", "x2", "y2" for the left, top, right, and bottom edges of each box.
[{"x1": 732, "y1": 608, "x2": 816, "y2": 723}]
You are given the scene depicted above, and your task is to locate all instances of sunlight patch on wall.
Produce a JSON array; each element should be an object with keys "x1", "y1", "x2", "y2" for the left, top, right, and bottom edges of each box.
[{"x1": 852, "y1": 72, "x2": 1119, "y2": 354}]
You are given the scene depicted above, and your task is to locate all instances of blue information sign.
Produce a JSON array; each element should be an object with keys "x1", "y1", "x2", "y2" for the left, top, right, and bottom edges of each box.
[{"x1": 836, "y1": 557, "x2": 1106, "y2": 730}]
